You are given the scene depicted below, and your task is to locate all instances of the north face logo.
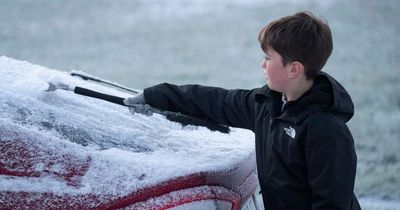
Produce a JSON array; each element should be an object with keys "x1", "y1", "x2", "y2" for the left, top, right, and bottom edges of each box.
[{"x1": 284, "y1": 126, "x2": 296, "y2": 139}]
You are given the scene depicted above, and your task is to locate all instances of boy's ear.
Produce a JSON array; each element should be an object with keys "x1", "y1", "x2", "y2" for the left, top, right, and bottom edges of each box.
[{"x1": 287, "y1": 61, "x2": 304, "y2": 79}]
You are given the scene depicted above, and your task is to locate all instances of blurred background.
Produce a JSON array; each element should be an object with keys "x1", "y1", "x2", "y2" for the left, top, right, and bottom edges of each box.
[{"x1": 1, "y1": 0, "x2": 399, "y2": 209}]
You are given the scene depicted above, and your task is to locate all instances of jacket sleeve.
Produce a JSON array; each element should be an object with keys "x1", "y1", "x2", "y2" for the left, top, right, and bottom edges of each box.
[
  {"x1": 143, "y1": 83, "x2": 257, "y2": 130},
  {"x1": 305, "y1": 113, "x2": 358, "y2": 209}
]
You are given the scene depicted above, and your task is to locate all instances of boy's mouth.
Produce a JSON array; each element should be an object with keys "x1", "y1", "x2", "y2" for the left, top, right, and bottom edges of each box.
[{"x1": 263, "y1": 71, "x2": 268, "y2": 80}]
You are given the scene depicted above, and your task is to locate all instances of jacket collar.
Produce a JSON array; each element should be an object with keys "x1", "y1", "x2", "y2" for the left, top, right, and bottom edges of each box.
[{"x1": 254, "y1": 72, "x2": 354, "y2": 123}]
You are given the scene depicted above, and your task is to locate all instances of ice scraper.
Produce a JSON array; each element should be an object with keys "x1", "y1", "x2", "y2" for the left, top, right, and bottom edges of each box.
[{"x1": 46, "y1": 82, "x2": 230, "y2": 133}]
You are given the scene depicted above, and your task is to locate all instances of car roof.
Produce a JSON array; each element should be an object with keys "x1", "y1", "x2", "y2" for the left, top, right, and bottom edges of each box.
[{"x1": 0, "y1": 56, "x2": 255, "y2": 205}]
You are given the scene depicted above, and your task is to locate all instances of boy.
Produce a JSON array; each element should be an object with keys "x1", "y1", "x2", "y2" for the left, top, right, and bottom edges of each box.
[{"x1": 125, "y1": 11, "x2": 361, "y2": 209}]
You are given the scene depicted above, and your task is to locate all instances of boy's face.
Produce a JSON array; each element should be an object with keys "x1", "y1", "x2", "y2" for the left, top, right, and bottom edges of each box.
[{"x1": 261, "y1": 48, "x2": 291, "y2": 92}]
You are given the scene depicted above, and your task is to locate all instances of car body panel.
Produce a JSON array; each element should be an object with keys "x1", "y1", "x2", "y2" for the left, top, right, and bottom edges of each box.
[{"x1": 0, "y1": 56, "x2": 258, "y2": 209}]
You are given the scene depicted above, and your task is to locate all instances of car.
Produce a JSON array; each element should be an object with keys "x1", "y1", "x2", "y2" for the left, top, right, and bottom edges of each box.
[{"x1": 0, "y1": 56, "x2": 262, "y2": 209}]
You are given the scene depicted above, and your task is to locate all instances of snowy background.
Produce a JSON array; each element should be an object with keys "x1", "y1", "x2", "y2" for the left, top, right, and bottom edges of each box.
[{"x1": 0, "y1": 0, "x2": 399, "y2": 209}]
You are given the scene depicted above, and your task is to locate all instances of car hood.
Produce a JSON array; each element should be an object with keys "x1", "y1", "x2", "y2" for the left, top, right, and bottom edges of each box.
[{"x1": 0, "y1": 56, "x2": 255, "y2": 207}]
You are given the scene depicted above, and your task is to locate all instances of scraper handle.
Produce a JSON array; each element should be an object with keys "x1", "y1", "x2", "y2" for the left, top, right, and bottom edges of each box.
[{"x1": 73, "y1": 86, "x2": 230, "y2": 133}]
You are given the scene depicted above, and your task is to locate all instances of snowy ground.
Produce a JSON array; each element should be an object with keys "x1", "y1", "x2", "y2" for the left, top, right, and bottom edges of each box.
[
  {"x1": 1, "y1": 0, "x2": 399, "y2": 209},
  {"x1": 358, "y1": 198, "x2": 400, "y2": 210}
]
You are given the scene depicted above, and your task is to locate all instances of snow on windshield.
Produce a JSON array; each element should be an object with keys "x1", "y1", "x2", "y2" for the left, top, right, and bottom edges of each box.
[{"x1": 0, "y1": 56, "x2": 254, "y2": 197}]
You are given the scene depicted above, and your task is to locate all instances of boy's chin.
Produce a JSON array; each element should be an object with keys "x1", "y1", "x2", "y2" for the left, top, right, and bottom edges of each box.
[{"x1": 267, "y1": 84, "x2": 282, "y2": 93}]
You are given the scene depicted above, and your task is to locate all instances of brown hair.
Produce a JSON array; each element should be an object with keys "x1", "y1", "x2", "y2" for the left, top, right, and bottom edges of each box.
[{"x1": 258, "y1": 11, "x2": 333, "y2": 79}]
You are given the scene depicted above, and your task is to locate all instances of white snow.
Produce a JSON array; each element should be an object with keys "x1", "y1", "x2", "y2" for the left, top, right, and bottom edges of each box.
[
  {"x1": 359, "y1": 198, "x2": 400, "y2": 210},
  {"x1": 0, "y1": 56, "x2": 255, "y2": 200}
]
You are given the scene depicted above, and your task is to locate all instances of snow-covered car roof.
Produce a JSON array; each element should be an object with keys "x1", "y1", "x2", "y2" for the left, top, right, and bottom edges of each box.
[{"x1": 0, "y1": 56, "x2": 256, "y2": 208}]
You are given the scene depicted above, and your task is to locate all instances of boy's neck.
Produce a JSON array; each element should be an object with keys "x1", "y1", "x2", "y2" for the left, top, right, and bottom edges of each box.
[{"x1": 283, "y1": 78, "x2": 314, "y2": 102}]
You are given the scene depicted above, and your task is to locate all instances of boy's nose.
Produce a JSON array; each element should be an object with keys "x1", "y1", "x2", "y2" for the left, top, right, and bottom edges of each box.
[{"x1": 261, "y1": 59, "x2": 266, "y2": 68}]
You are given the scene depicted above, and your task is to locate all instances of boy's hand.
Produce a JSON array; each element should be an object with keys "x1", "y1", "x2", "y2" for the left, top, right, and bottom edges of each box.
[{"x1": 123, "y1": 93, "x2": 153, "y2": 116}]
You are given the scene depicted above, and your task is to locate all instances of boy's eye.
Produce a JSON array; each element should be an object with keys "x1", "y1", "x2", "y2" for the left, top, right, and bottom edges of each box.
[{"x1": 264, "y1": 56, "x2": 270, "y2": 60}]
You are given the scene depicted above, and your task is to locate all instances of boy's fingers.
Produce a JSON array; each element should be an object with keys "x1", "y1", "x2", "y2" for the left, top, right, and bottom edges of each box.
[
  {"x1": 123, "y1": 93, "x2": 146, "y2": 106},
  {"x1": 128, "y1": 107, "x2": 137, "y2": 115},
  {"x1": 144, "y1": 104, "x2": 153, "y2": 116},
  {"x1": 128, "y1": 104, "x2": 153, "y2": 116}
]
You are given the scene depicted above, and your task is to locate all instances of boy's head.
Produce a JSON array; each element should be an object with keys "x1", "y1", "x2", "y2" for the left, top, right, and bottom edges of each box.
[{"x1": 258, "y1": 11, "x2": 333, "y2": 80}]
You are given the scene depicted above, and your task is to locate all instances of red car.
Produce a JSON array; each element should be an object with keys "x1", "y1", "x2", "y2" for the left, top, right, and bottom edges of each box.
[{"x1": 0, "y1": 56, "x2": 261, "y2": 209}]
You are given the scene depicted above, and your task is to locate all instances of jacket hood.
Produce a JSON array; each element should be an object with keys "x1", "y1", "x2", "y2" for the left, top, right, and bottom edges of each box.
[
  {"x1": 256, "y1": 72, "x2": 354, "y2": 123},
  {"x1": 288, "y1": 72, "x2": 354, "y2": 123},
  {"x1": 322, "y1": 72, "x2": 354, "y2": 122}
]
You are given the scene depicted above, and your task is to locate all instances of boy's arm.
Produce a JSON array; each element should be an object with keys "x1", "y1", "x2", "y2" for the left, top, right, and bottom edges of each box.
[
  {"x1": 305, "y1": 114, "x2": 357, "y2": 209},
  {"x1": 143, "y1": 83, "x2": 257, "y2": 130}
]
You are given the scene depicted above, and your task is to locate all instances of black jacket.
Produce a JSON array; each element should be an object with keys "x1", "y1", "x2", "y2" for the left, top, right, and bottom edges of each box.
[{"x1": 143, "y1": 72, "x2": 361, "y2": 210}]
